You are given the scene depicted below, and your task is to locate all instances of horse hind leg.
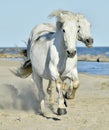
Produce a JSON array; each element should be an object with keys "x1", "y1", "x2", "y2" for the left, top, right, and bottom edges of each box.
[{"x1": 32, "y1": 72, "x2": 45, "y2": 115}]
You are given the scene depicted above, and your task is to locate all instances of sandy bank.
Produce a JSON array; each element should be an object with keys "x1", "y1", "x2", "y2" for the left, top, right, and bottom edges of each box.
[{"x1": 0, "y1": 59, "x2": 109, "y2": 130}]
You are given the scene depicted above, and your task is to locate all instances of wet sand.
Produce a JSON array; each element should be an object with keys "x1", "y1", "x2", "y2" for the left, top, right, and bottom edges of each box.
[{"x1": 0, "y1": 59, "x2": 109, "y2": 130}]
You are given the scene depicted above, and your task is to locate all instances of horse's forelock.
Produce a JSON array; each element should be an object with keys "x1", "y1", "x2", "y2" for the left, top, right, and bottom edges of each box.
[
  {"x1": 76, "y1": 13, "x2": 85, "y2": 21},
  {"x1": 76, "y1": 13, "x2": 91, "y2": 28},
  {"x1": 48, "y1": 9, "x2": 76, "y2": 23},
  {"x1": 56, "y1": 21, "x2": 63, "y2": 30}
]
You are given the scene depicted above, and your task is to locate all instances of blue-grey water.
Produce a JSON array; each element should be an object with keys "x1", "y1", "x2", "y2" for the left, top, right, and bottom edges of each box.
[
  {"x1": 77, "y1": 47, "x2": 109, "y2": 75},
  {"x1": 0, "y1": 47, "x2": 109, "y2": 76},
  {"x1": 77, "y1": 47, "x2": 109, "y2": 56},
  {"x1": 78, "y1": 61, "x2": 109, "y2": 75}
]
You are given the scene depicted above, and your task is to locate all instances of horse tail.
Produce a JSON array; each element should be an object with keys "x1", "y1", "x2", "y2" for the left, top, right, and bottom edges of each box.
[
  {"x1": 13, "y1": 59, "x2": 32, "y2": 78},
  {"x1": 21, "y1": 49, "x2": 27, "y2": 57}
]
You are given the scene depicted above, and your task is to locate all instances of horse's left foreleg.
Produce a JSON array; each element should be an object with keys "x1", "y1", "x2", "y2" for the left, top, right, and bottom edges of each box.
[
  {"x1": 56, "y1": 79, "x2": 67, "y2": 115},
  {"x1": 47, "y1": 80, "x2": 55, "y2": 104},
  {"x1": 67, "y1": 80, "x2": 80, "y2": 99},
  {"x1": 65, "y1": 68, "x2": 80, "y2": 99}
]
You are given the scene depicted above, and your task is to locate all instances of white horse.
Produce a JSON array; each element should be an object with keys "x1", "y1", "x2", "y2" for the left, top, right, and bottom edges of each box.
[
  {"x1": 29, "y1": 10, "x2": 79, "y2": 115},
  {"x1": 16, "y1": 10, "x2": 93, "y2": 115},
  {"x1": 76, "y1": 13, "x2": 93, "y2": 47},
  {"x1": 47, "y1": 13, "x2": 94, "y2": 101},
  {"x1": 18, "y1": 11, "x2": 93, "y2": 101},
  {"x1": 17, "y1": 10, "x2": 93, "y2": 108}
]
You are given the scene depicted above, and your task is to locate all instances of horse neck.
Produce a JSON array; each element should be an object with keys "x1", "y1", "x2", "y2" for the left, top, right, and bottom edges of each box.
[{"x1": 54, "y1": 29, "x2": 67, "y2": 58}]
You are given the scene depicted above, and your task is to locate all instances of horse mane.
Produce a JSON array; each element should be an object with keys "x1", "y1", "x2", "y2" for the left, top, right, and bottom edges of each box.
[
  {"x1": 35, "y1": 23, "x2": 55, "y2": 37},
  {"x1": 29, "y1": 23, "x2": 56, "y2": 42},
  {"x1": 43, "y1": 23, "x2": 56, "y2": 31},
  {"x1": 75, "y1": 13, "x2": 91, "y2": 26},
  {"x1": 48, "y1": 9, "x2": 76, "y2": 23},
  {"x1": 75, "y1": 13, "x2": 85, "y2": 20}
]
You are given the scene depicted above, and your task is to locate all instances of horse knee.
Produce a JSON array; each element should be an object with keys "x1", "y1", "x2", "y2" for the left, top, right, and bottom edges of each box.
[
  {"x1": 47, "y1": 86, "x2": 52, "y2": 95},
  {"x1": 47, "y1": 85, "x2": 55, "y2": 104},
  {"x1": 62, "y1": 82, "x2": 68, "y2": 91},
  {"x1": 73, "y1": 80, "x2": 80, "y2": 89},
  {"x1": 47, "y1": 80, "x2": 55, "y2": 104},
  {"x1": 65, "y1": 80, "x2": 80, "y2": 99},
  {"x1": 47, "y1": 80, "x2": 55, "y2": 95}
]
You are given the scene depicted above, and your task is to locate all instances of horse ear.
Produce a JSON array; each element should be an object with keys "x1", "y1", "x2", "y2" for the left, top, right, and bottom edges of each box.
[{"x1": 56, "y1": 21, "x2": 63, "y2": 29}]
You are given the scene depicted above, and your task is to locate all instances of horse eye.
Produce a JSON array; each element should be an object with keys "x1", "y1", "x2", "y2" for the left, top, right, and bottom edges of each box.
[
  {"x1": 78, "y1": 26, "x2": 80, "y2": 28},
  {"x1": 78, "y1": 30, "x2": 80, "y2": 33},
  {"x1": 63, "y1": 29, "x2": 65, "y2": 33}
]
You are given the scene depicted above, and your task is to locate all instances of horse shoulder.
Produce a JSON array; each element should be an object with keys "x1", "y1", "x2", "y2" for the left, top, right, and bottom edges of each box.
[
  {"x1": 49, "y1": 44, "x2": 59, "y2": 65},
  {"x1": 48, "y1": 45, "x2": 59, "y2": 80}
]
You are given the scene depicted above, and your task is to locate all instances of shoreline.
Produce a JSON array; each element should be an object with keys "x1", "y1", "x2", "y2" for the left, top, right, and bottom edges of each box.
[
  {"x1": 0, "y1": 53, "x2": 109, "y2": 62},
  {"x1": 78, "y1": 54, "x2": 109, "y2": 62}
]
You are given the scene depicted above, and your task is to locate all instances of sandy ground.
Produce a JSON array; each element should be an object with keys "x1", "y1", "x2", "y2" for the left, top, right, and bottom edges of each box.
[{"x1": 0, "y1": 59, "x2": 109, "y2": 130}]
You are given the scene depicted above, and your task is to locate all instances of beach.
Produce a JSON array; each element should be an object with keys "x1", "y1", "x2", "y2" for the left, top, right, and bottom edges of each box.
[{"x1": 0, "y1": 59, "x2": 109, "y2": 130}]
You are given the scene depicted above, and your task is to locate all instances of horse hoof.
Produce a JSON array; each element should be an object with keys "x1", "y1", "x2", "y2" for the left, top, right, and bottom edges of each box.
[
  {"x1": 64, "y1": 92, "x2": 71, "y2": 99},
  {"x1": 57, "y1": 108, "x2": 67, "y2": 115},
  {"x1": 64, "y1": 92, "x2": 73, "y2": 99}
]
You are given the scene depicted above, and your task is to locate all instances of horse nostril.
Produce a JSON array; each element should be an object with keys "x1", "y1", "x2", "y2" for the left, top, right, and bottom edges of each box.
[
  {"x1": 67, "y1": 50, "x2": 70, "y2": 55},
  {"x1": 86, "y1": 38, "x2": 94, "y2": 43},
  {"x1": 86, "y1": 39, "x2": 90, "y2": 43},
  {"x1": 67, "y1": 50, "x2": 76, "y2": 57}
]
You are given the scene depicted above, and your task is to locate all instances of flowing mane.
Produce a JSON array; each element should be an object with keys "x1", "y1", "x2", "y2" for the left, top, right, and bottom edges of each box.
[
  {"x1": 29, "y1": 23, "x2": 55, "y2": 41},
  {"x1": 48, "y1": 9, "x2": 76, "y2": 23},
  {"x1": 76, "y1": 13, "x2": 85, "y2": 19}
]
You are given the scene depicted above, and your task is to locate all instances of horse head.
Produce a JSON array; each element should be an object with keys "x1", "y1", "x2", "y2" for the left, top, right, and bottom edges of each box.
[
  {"x1": 76, "y1": 14, "x2": 94, "y2": 48},
  {"x1": 49, "y1": 10, "x2": 78, "y2": 58}
]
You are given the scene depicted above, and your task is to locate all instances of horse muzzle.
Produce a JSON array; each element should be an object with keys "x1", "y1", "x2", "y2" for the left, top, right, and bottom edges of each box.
[
  {"x1": 85, "y1": 38, "x2": 94, "y2": 48},
  {"x1": 67, "y1": 50, "x2": 76, "y2": 58}
]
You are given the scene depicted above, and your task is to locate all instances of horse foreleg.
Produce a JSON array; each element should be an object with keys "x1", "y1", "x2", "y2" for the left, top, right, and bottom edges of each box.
[
  {"x1": 67, "y1": 80, "x2": 80, "y2": 99},
  {"x1": 65, "y1": 68, "x2": 80, "y2": 99},
  {"x1": 56, "y1": 79, "x2": 67, "y2": 115},
  {"x1": 47, "y1": 80, "x2": 55, "y2": 104}
]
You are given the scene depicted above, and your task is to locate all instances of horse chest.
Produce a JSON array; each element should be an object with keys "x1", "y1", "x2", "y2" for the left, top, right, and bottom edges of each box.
[{"x1": 57, "y1": 56, "x2": 67, "y2": 74}]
